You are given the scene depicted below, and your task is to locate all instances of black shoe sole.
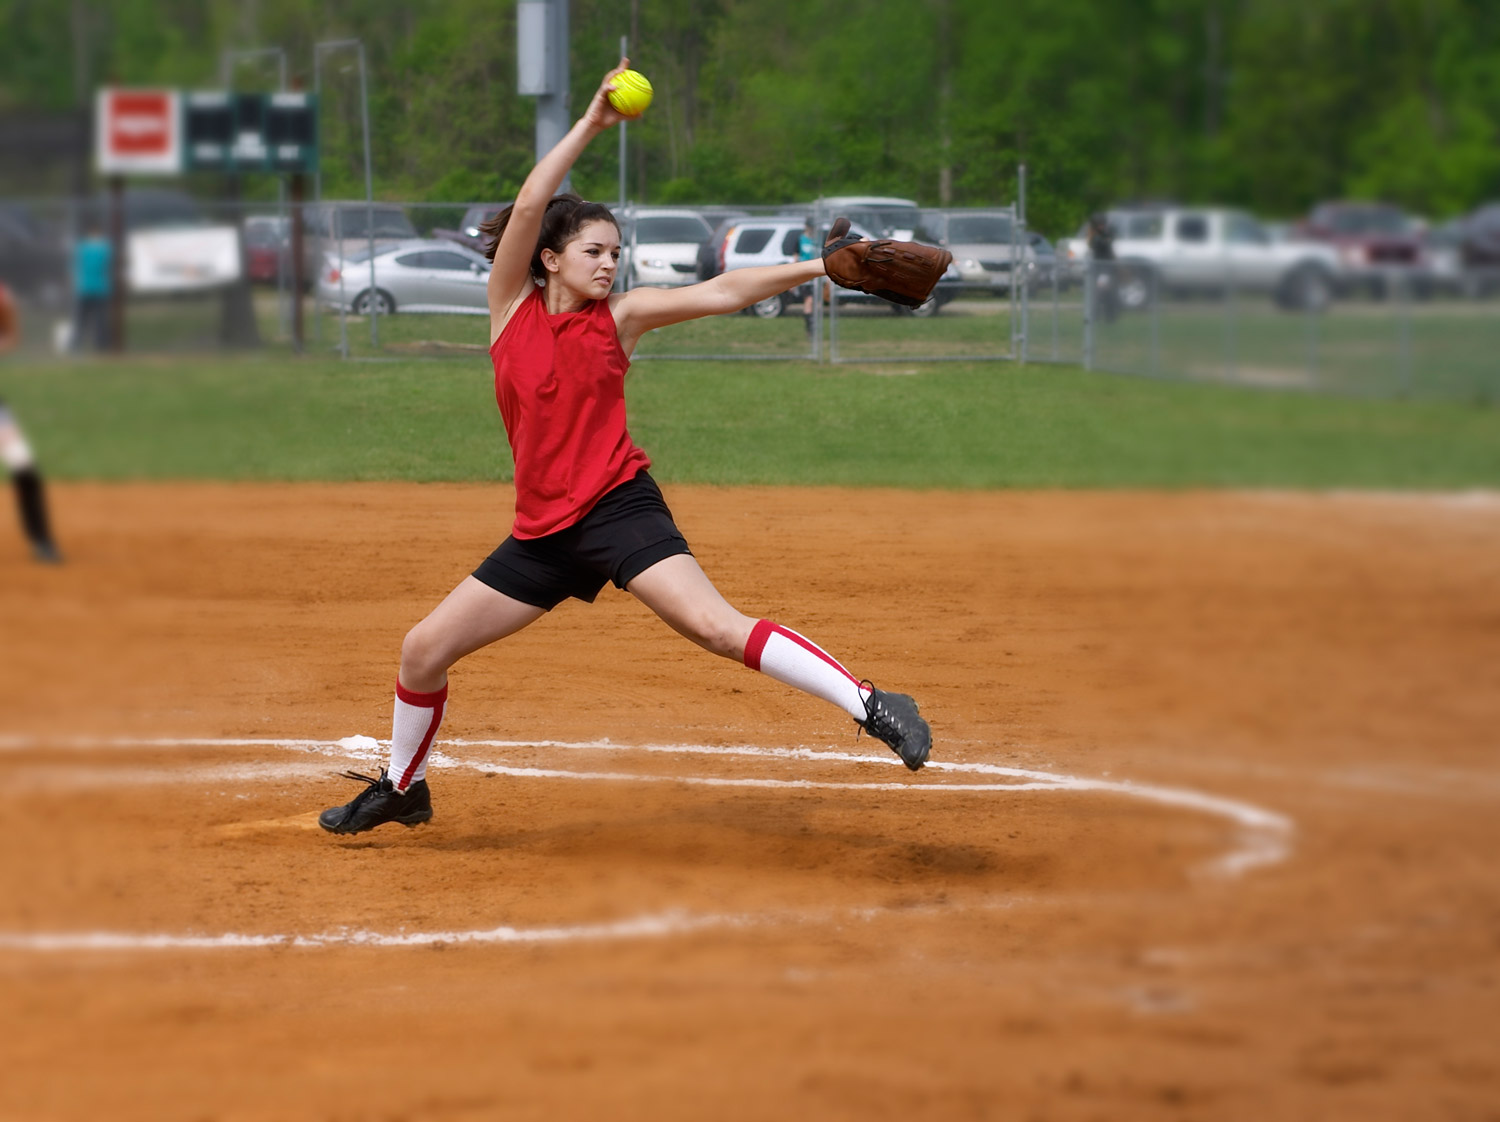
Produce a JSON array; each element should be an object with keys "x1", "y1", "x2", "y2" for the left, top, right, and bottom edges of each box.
[{"x1": 318, "y1": 807, "x2": 433, "y2": 835}]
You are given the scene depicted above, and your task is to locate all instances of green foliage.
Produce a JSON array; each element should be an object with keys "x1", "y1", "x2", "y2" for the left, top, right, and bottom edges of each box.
[{"x1": 5, "y1": 0, "x2": 1499, "y2": 224}]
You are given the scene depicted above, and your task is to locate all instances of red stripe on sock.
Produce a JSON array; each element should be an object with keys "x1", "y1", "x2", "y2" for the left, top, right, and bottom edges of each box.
[
  {"x1": 396, "y1": 679, "x2": 448, "y2": 708},
  {"x1": 763, "y1": 622, "x2": 862, "y2": 688},
  {"x1": 744, "y1": 619, "x2": 774, "y2": 671},
  {"x1": 398, "y1": 700, "x2": 444, "y2": 791}
]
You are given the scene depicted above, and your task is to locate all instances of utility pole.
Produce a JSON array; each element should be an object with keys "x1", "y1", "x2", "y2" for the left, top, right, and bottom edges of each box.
[
  {"x1": 314, "y1": 39, "x2": 378, "y2": 352},
  {"x1": 517, "y1": 0, "x2": 571, "y2": 189}
]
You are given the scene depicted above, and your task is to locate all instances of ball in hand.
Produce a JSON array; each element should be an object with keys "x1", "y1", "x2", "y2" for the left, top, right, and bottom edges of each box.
[{"x1": 607, "y1": 70, "x2": 653, "y2": 118}]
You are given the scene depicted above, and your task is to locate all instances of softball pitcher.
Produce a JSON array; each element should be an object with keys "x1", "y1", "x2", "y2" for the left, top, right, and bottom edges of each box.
[{"x1": 320, "y1": 61, "x2": 946, "y2": 834}]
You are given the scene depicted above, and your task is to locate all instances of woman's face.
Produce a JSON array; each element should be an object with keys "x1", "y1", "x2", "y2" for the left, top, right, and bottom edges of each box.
[{"x1": 543, "y1": 219, "x2": 621, "y2": 297}]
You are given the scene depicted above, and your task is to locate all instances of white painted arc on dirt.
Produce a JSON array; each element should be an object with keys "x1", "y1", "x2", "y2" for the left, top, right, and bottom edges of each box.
[
  {"x1": 3, "y1": 734, "x2": 1293, "y2": 874},
  {"x1": 0, "y1": 910, "x2": 761, "y2": 952},
  {"x1": 0, "y1": 734, "x2": 1293, "y2": 953}
]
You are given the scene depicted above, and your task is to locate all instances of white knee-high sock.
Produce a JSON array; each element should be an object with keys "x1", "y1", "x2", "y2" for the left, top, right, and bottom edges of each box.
[
  {"x1": 743, "y1": 620, "x2": 870, "y2": 721},
  {"x1": 389, "y1": 680, "x2": 447, "y2": 791}
]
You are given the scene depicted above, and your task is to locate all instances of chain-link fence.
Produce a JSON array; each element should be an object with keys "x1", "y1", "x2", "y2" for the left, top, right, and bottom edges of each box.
[
  {"x1": 1081, "y1": 260, "x2": 1500, "y2": 402},
  {"x1": 5, "y1": 190, "x2": 1496, "y2": 403}
]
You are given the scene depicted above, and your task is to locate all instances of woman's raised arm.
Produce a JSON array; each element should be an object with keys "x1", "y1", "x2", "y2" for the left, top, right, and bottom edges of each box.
[{"x1": 488, "y1": 59, "x2": 636, "y2": 317}]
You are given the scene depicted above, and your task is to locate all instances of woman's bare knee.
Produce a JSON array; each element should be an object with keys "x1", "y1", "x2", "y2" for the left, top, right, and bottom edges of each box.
[
  {"x1": 399, "y1": 622, "x2": 451, "y2": 690},
  {"x1": 681, "y1": 610, "x2": 753, "y2": 660}
]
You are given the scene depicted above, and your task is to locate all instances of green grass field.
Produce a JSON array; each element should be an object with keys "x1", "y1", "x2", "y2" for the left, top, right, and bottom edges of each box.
[{"x1": 3, "y1": 349, "x2": 1498, "y2": 488}]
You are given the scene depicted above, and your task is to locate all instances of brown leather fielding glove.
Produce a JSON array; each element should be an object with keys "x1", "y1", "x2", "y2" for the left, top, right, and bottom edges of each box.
[{"x1": 821, "y1": 217, "x2": 954, "y2": 308}]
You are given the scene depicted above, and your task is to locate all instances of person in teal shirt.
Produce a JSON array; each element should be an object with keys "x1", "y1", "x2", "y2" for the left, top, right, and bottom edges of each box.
[
  {"x1": 72, "y1": 221, "x2": 112, "y2": 352},
  {"x1": 798, "y1": 217, "x2": 818, "y2": 333}
]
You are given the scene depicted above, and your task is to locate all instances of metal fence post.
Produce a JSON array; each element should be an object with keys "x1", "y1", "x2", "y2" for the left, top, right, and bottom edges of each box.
[
  {"x1": 1149, "y1": 267, "x2": 1160, "y2": 377},
  {"x1": 829, "y1": 282, "x2": 840, "y2": 363},
  {"x1": 1018, "y1": 164, "x2": 1029, "y2": 364},
  {"x1": 1225, "y1": 269, "x2": 1238, "y2": 383},
  {"x1": 1050, "y1": 265, "x2": 1059, "y2": 362},
  {"x1": 811, "y1": 276, "x2": 824, "y2": 361},
  {"x1": 1398, "y1": 271, "x2": 1413, "y2": 397},
  {"x1": 1008, "y1": 202, "x2": 1019, "y2": 361},
  {"x1": 1083, "y1": 260, "x2": 1095, "y2": 371}
]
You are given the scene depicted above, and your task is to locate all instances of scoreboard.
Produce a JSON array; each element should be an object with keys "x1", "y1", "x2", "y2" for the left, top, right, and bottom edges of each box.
[
  {"x1": 97, "y1": 87, "x2": 318, "y2": 175},
  {"x1": 183, "y1": 91, "x2": 318, "y2": 173}
]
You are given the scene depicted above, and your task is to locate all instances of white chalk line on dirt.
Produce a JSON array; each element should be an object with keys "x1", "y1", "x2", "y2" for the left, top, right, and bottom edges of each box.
[{"x1": 0, "y1": 735, "x2": 1293, "y2": 954}]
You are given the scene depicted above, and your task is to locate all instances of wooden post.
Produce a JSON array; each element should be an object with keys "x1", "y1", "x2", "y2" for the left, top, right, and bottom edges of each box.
[{"x1": 108, "y1": 173, "x2": 125, "y2": 353}]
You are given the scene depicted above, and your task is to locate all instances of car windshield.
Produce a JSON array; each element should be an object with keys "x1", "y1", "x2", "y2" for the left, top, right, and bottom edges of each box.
[
  {"x1": 946, "y1": 216, "x2": 1013, "y2": 244},
  {"x1": 1325, "y1": 207, "x2": 1410, "y2": 235},
  {"x1": 634, "y1": 216, "x2": 711, "y2": 243}
]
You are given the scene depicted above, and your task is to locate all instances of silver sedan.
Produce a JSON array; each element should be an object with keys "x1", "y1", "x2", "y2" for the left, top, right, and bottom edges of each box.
[{"x1": 317, "y1": 238, "x2": 491, "y2": 315}]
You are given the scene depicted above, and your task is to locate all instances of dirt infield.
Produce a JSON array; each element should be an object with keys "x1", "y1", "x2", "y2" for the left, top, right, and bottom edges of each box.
[{"x1": 2, "y1": 482, "x2": 1498, "y2": 1121}]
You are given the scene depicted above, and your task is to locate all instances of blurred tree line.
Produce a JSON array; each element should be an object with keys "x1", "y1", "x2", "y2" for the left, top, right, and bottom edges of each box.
[{"x1": 3, "y1": 0, "x2": 1497, "y2": 233}]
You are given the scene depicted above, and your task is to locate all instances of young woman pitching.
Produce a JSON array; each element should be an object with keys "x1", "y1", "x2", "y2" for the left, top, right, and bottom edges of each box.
[{"x1": 320, "y1": 61, "x2": 931, "y2": 835}]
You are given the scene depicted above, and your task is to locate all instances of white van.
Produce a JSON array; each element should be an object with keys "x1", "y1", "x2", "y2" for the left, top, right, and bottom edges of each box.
[{"x1": 812, "y1": 196, "x2": 924, "y2": 241}]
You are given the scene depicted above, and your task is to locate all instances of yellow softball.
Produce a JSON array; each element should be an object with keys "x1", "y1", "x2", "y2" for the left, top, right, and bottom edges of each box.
[{"x1": 607, "y1": 69, "x2": 653, "y2": 117}]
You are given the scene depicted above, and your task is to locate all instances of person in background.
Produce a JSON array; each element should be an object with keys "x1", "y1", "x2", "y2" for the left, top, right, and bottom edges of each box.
[
  {"x1": 0, "y1": 281, "x2": 63, "y2": 563},
  {"x1": 1086, "y1": 212, "x2": 1118, "y2": 324},
  {"x1": 798, "y1": 217, "x2": 819, "y2": 335},
  {"x1": 71, "y1": 219, "x2": 112, "y2": 353}
]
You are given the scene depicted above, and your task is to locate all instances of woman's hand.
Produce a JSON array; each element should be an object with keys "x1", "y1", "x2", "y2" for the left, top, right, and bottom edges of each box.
[{"x1": 580, "y1": 58, "x2": 635, "y2": 132}]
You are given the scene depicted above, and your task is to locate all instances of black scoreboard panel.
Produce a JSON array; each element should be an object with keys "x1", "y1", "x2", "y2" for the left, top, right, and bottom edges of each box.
[{"x1": 183, "y1": 91, "x2": 317, "y2": 173}]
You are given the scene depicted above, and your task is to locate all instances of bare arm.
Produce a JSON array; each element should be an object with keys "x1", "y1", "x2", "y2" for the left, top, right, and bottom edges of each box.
[
  {"x1": 612, "y1": 259, "x2": 826, "y2": 351},
  {"x1": 487, "y1": 59, "x2": 635, "y2": 324}
]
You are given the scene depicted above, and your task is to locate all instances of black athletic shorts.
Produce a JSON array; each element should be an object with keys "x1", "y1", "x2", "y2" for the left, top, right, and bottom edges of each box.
[{"x1": 472, "y1": 470, "x2": 692, "y2": 610}]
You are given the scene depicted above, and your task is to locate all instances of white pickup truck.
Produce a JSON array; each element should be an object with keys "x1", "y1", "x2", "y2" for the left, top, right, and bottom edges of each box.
[{"x1": 1062, "y1": 207, "x2": 1342, "y2": 312}]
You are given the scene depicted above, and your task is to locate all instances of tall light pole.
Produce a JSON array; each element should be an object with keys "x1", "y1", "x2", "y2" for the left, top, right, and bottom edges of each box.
[
  {"x1": 222, "y1": 48, "x2": 290, "y2": 338},
  {"x1": 618, "y1": 35, "x2": 627, "y2": 209},
  {"x1": 314, "y1": 39, "x2": 378, "y2": 352},
  {"x1": 517, "y1": 0, "x2": 571, "y2": 190}
]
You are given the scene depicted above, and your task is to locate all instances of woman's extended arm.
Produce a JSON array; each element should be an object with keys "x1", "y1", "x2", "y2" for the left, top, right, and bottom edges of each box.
[
  {"x1": 611, "y1": 259, "x2": 827, "y2": 351},
  {"x1": 487, "y1": 60, "x2": 634, "y2": 317}
]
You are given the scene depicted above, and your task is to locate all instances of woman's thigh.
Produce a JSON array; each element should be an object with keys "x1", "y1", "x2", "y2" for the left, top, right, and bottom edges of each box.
[
  {"x1": 404, "y1": 576, "x2": 548, "y2": 677},
  {"x1": 626, "y1": 553, "x2": 755, "y2": 660}
]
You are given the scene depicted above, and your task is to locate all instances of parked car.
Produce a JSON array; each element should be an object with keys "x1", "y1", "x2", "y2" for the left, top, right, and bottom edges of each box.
[
  {"x1": 431, "y1": 204, "x2": 505, "y2": 256},
  {"x1": 696, "y1": 210, "x2": 753, "y2": 281},
  {"x1": 315, "y1": 238, "x2": 490, "y2": 316},
  {"x1": 719, "y1": 214, "x2": 957, "y2": 317},
  {"x1": 0, "y1": 202, "x2": 68, "y2": 308},
  {"x1": 927, "y1": 209, "x2": 1032, "y2": 292},
  {"x1": 716, "y1": 216, "x2": 812, "y2": 317},
  {"x1": 1297, "y1": 201, "x2": 1426, "y2": 294},
  {"x1": 812, "y1": 196, "x2": 926, "y2": 241},
  {"x1": 617, "y1": 208, "x2": 714, "y2": 288},
  {"x1": 1458, "y1": 203, "x2": 1500, "y2": 289},
  {"x1": 243, "y1": 215, "x2": 288, "y2": 284},
  {"x1": 77, "y1": 187, "x2": 242, "y2": 295},
  {"x1": 1027, "y1": 231, "x2": 1067, "y2": 291},
  {"x1": 305, "y1": 202, "x2": 421, "y2": 273},
  {"x1": 1073, "y1": 206, "x2": 1342, "y2": 311}
]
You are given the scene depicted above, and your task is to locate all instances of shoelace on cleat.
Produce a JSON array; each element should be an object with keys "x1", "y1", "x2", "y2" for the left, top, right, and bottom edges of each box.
[
  {"x1": 856, "y1": 680, "x2": 902, "y2": 747},
  {"x1": 335, "y1": 768, "x2": 391, "y2": 807}
]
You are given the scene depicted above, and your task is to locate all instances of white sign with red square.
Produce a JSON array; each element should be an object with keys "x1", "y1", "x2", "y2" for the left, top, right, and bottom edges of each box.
[{"x1": 95, "y1": 87, "x2": 183, "y2": 174}]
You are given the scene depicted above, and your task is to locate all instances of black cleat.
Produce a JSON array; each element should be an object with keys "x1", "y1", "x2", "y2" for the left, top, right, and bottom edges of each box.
[
  {"x1": 857, "y1": 681, "x2": 931, "y2": 771},
  {"x1": 318, "y1": 769, "x2": 432, "y2": 835},
  {"x1": 32, "y1": 541, "x2": 62, "y2": 564}
]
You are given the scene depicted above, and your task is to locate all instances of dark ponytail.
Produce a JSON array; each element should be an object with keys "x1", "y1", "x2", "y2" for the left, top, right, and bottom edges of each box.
[{"x1": 479, "y1": 193, "x2": 621, "y2": 282}]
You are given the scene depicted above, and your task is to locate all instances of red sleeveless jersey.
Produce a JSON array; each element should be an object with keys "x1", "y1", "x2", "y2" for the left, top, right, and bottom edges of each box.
[{"x1": 489, "y1": 288, "x2": 651, "y2": 539}]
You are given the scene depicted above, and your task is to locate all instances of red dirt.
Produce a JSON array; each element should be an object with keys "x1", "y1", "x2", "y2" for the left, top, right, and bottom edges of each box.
[{"x1": 2, "y1": 483, "x2": 1498, "y2": 1121}]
